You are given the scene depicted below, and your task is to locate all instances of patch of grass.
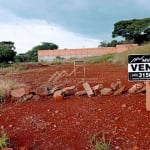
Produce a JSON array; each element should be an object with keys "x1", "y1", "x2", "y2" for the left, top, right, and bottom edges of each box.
[
  {"x1": 0, "y1": 78, "x2": 26, "y2": 105},
  {"x1": 0, "y1": 89, "x2": 5, "y2": 104},
  {"x1": 1, "y1": 78, "x2": 25, "y2": 90},
  {"x1": 84, "y1": 54, "x2": 115, "y2": 64},
  {"x1": 90, "y1": 133, "x2": 111, "y2": 150},
  {"x1": 50, "y1": 60, "x2": 64, "y2": 65},
  {"x1": 112, "y1": 43, "x2": 150, "y2": 66},
  {"x1": 0, "y1": 131, "x2": 8, "y2": 149},
  {"x1": 0, "y1": 63, "x2": 25, "y2": 74}
]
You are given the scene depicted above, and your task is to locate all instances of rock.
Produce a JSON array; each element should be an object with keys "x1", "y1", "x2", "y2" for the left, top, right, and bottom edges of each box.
[
  {"x1": 115, "y1": 146, "x2": 120, "y2": 150},
  {"x1": 63, "y1": 89, "x2": 75, "y2": 97},
  {"x1": 100, "y1": 88, "x2": 113, "y2": 96},
  {"x1": 75, "y1": 121, "x2": 80, "y2": 125},
  {"x1": 127, "y1": 106, "x2": 133, "y2": 111},
  {"x1": 114, "y1": 116, "x2": 120, "y2": 121},
  {"x1": 114, "y1": 85, "x2": 126, "y2": 96},
  {"x1": 75, "y1": 84, "x2": 103, "y2": 96},
  {"x1": 82, "y1": 82, "x2": 94, "y2": 97},
  {"x1": 136, "y1": 85, "x2": 146, "y2": 93},
  {"x1": 32, "y1": 95, "x2": 40, "y2": 101},
  {"x1": 0, "y1": 125, "x2": 4, "y2": 129},
  {"x1": 8, "y1": 124, "x2": 13, "y2": 128},
  {"x1": 21, "y1": 94, "x2": 34, "y2": 102},
  {"x1": 121, "y1": 104, "x2": 127, "y2": 108},
  {"x1": 92, "y1": 84, "x2": 101, "y2": 91},
  {"x1": 19, "y1": 147, "x2": 27, "y2": 150},
  {"x1": 49, "y1": 85, "x2": 62, "y2": 95},
  {"x1": 2, "y1": 148, "x2": 13, "y2": 150},
  {"x1": 116, "y1": 79, "x2": 122, "y2": 88},
  {"x1": 53, "y1": 90, "x2": 63, "y2": 101},
  {"x1": 132, "y1": 145, "x2": 139, "y2": 150},
  {"x1": 62, "y1": 86, "x2": 76, "y2": 92},
  {"x1": 54, "y1": 110, "x2": 59, "y2": 114},
  {"x1": 111, "y1": 79, "x2": 122, "y2": 90},
  {"x1": 75, "y1": 90, "x2": 86, "y2": 96},
  {"x1": 24, "y1": 86, "x2": 32, "y2": 95},
  {"x1": 128, "y1": 83, "x2": 143, "y2": 94},
  {"x1": 75, "y1": 112, "x2": 80, "y2": 118},
  {"x1": 111, "y1": 82, "x2": 119, "y2": 90},
  {"x1": 10, "y1": 88, "x2": 26, "y2": 98},
  {"x1": 35, "y1": 85, "x2": 49, "y2": 96},
  {"x1": 62, "y1": 86, "x2": 76, "y2": 97},
  {"x1": 92, "y1": 84, "x2": 102, "y2": 95}
]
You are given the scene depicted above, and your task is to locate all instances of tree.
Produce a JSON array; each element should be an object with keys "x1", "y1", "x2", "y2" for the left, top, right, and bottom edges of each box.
[
  {"x1": 26, "y1": 42, "x2": 59, "y2": 62},
  {"x1": 112, "y1": 18, "x2": 150, "y2": 44},
  {"x1": 0, "y1": 41, "x2": 16, "y2": 63},
  {"x1": 98, "y1": 40, "x2": 125, "y2": 47},
  {"x1": 14, "y1": 53, "x2": 28, "y2": 62},
  {"x1": 32, "y1": 42, "x2": 58, "y2": 51}
]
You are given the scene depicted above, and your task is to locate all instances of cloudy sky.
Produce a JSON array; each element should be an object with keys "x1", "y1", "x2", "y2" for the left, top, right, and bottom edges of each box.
[{"x1": 0, "y1": 0, "x2": 150, "y2": 53}]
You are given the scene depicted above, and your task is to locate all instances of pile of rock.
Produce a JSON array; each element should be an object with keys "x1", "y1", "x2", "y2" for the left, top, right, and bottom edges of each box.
[{"x1": 7, "y1": 79, "x2": 146, "y2": 103}]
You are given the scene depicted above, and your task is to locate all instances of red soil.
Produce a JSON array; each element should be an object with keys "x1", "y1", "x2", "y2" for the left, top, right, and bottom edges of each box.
[{"x1": 0, "y1": 63, "x2": 150, "y2": 150}]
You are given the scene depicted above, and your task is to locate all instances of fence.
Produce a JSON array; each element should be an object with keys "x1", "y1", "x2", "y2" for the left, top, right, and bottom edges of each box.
[{"x1": 38, "y1": 44, "x2": 138, "y2": 62}]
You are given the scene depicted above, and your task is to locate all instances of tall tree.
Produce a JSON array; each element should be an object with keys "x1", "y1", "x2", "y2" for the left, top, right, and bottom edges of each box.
[
  {"x1": 0, "y1": 41, "x2": 16, "y2": 63},
  {"x1": 32, "y1": 42, "x2": 58, "y2": 51},
  {"x1": 26, "y1": 42, "x2": 59, "y2": 62},
  {"x1": 112, "y1": 18, "x2": 150, "y2": 44}
]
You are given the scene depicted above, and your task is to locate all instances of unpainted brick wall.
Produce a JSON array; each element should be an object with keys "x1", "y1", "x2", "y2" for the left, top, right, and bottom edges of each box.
[{"x1": 38, "y1": 44, "x2": 138, "y2": 62}]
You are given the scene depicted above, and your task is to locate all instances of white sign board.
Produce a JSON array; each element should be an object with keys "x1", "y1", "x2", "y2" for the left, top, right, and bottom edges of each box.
[{"x1": 128, "y1": 54, "x2": 150, "y2": 81}]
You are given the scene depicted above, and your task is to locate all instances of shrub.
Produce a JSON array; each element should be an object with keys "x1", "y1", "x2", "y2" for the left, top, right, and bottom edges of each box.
[
  {"x1": 90, "y1": 133, "x2": 111, "y2": 150},
  {"x1": 0, "y1": 131, "x2": 8, "y2": 149}
]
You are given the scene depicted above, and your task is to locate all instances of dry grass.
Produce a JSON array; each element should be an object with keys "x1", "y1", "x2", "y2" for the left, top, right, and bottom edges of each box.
[
  {"x1": 0, "y1": 64, "x2": 25, "y2": 74},
  {"x1": 0, "y1": 78, "x2": 26, "y2": 98},
  {"x1": 112, "y1": 43, "x2": 150, "y2": 66}
]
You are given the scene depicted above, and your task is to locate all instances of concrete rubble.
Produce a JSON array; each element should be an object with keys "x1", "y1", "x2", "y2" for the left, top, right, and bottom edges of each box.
[{"x1": 4, "y1": 79, "x2": 146, "y2": 103}]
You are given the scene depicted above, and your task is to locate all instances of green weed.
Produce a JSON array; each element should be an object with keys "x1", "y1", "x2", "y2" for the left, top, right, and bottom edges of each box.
[
  {"x1": 90, "y1": 133, "x2": 111, "y2": 150},
  {"x1": 0, "y1": 131, "x2": 8, "y2": 150}
]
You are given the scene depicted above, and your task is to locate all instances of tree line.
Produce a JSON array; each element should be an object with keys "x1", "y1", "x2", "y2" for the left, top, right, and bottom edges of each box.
[
  {"x1": 0, "y1": 17, "x2": 150, "y2": 63},
  {"x1": 0, "y1": 42, "x2": 58, "y2": 63},
  {"x1": 99, "y1": 17, "x2": 150, "y2": 47}
]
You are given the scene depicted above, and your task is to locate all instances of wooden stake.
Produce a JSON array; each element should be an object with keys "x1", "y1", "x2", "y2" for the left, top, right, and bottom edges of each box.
[{"x1": 146, "y1": 81, "x2": 150, "y2": 111}]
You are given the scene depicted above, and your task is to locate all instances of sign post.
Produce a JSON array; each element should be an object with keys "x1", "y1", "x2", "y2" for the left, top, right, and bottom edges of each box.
[
  {"x1": 146, "y1": 81, "x2": 150, "y2": 111},
  {"x1": 128, "y1": 54, "x2": 150, "y2": 111}
]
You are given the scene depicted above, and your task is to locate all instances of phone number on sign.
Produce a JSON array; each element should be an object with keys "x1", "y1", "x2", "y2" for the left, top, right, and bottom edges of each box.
[{"x1": 138, "y1": 72, "x2": 150, "y2": 78}]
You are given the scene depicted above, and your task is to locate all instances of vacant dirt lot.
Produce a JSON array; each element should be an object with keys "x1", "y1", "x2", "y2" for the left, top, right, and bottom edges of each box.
[{"x1": 0, "y1": 63, "x2": 149, "y2": 150}]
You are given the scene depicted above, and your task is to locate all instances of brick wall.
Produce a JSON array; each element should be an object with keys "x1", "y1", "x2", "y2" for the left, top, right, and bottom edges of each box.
[{"x1": 38, "y1": 44, "x2": 138, "y2": 62}]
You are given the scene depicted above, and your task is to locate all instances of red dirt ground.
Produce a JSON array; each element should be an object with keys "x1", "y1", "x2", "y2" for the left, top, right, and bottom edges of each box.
[{"x1": 0, "y1": 63, "x2": 150, "y2": 150}]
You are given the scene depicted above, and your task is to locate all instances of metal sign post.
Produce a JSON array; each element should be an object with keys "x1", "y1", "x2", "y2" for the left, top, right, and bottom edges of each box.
[{"x1": 128, "y1": 54, "x2": 150, "y2": 111}]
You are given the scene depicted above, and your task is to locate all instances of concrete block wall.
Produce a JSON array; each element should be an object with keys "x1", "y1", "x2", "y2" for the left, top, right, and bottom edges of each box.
[{"x1": 38, "y1": 44, "x2": 138, "y2": 62}]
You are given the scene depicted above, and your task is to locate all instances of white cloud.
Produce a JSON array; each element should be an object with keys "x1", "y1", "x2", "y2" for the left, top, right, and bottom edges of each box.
[{"x1": 0, "y1": 9, "x2": 100, "y2": 54}]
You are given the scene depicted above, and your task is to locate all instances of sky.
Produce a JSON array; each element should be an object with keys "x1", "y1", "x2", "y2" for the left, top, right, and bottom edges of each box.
[{"x1": 0, "y1": 0, "x2": 150, "y2": 54}]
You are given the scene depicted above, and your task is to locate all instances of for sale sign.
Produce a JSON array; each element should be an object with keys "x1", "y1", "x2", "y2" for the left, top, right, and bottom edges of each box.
[{"x1": 128, "y1": 54, "x2": 150, "y2": 81}]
